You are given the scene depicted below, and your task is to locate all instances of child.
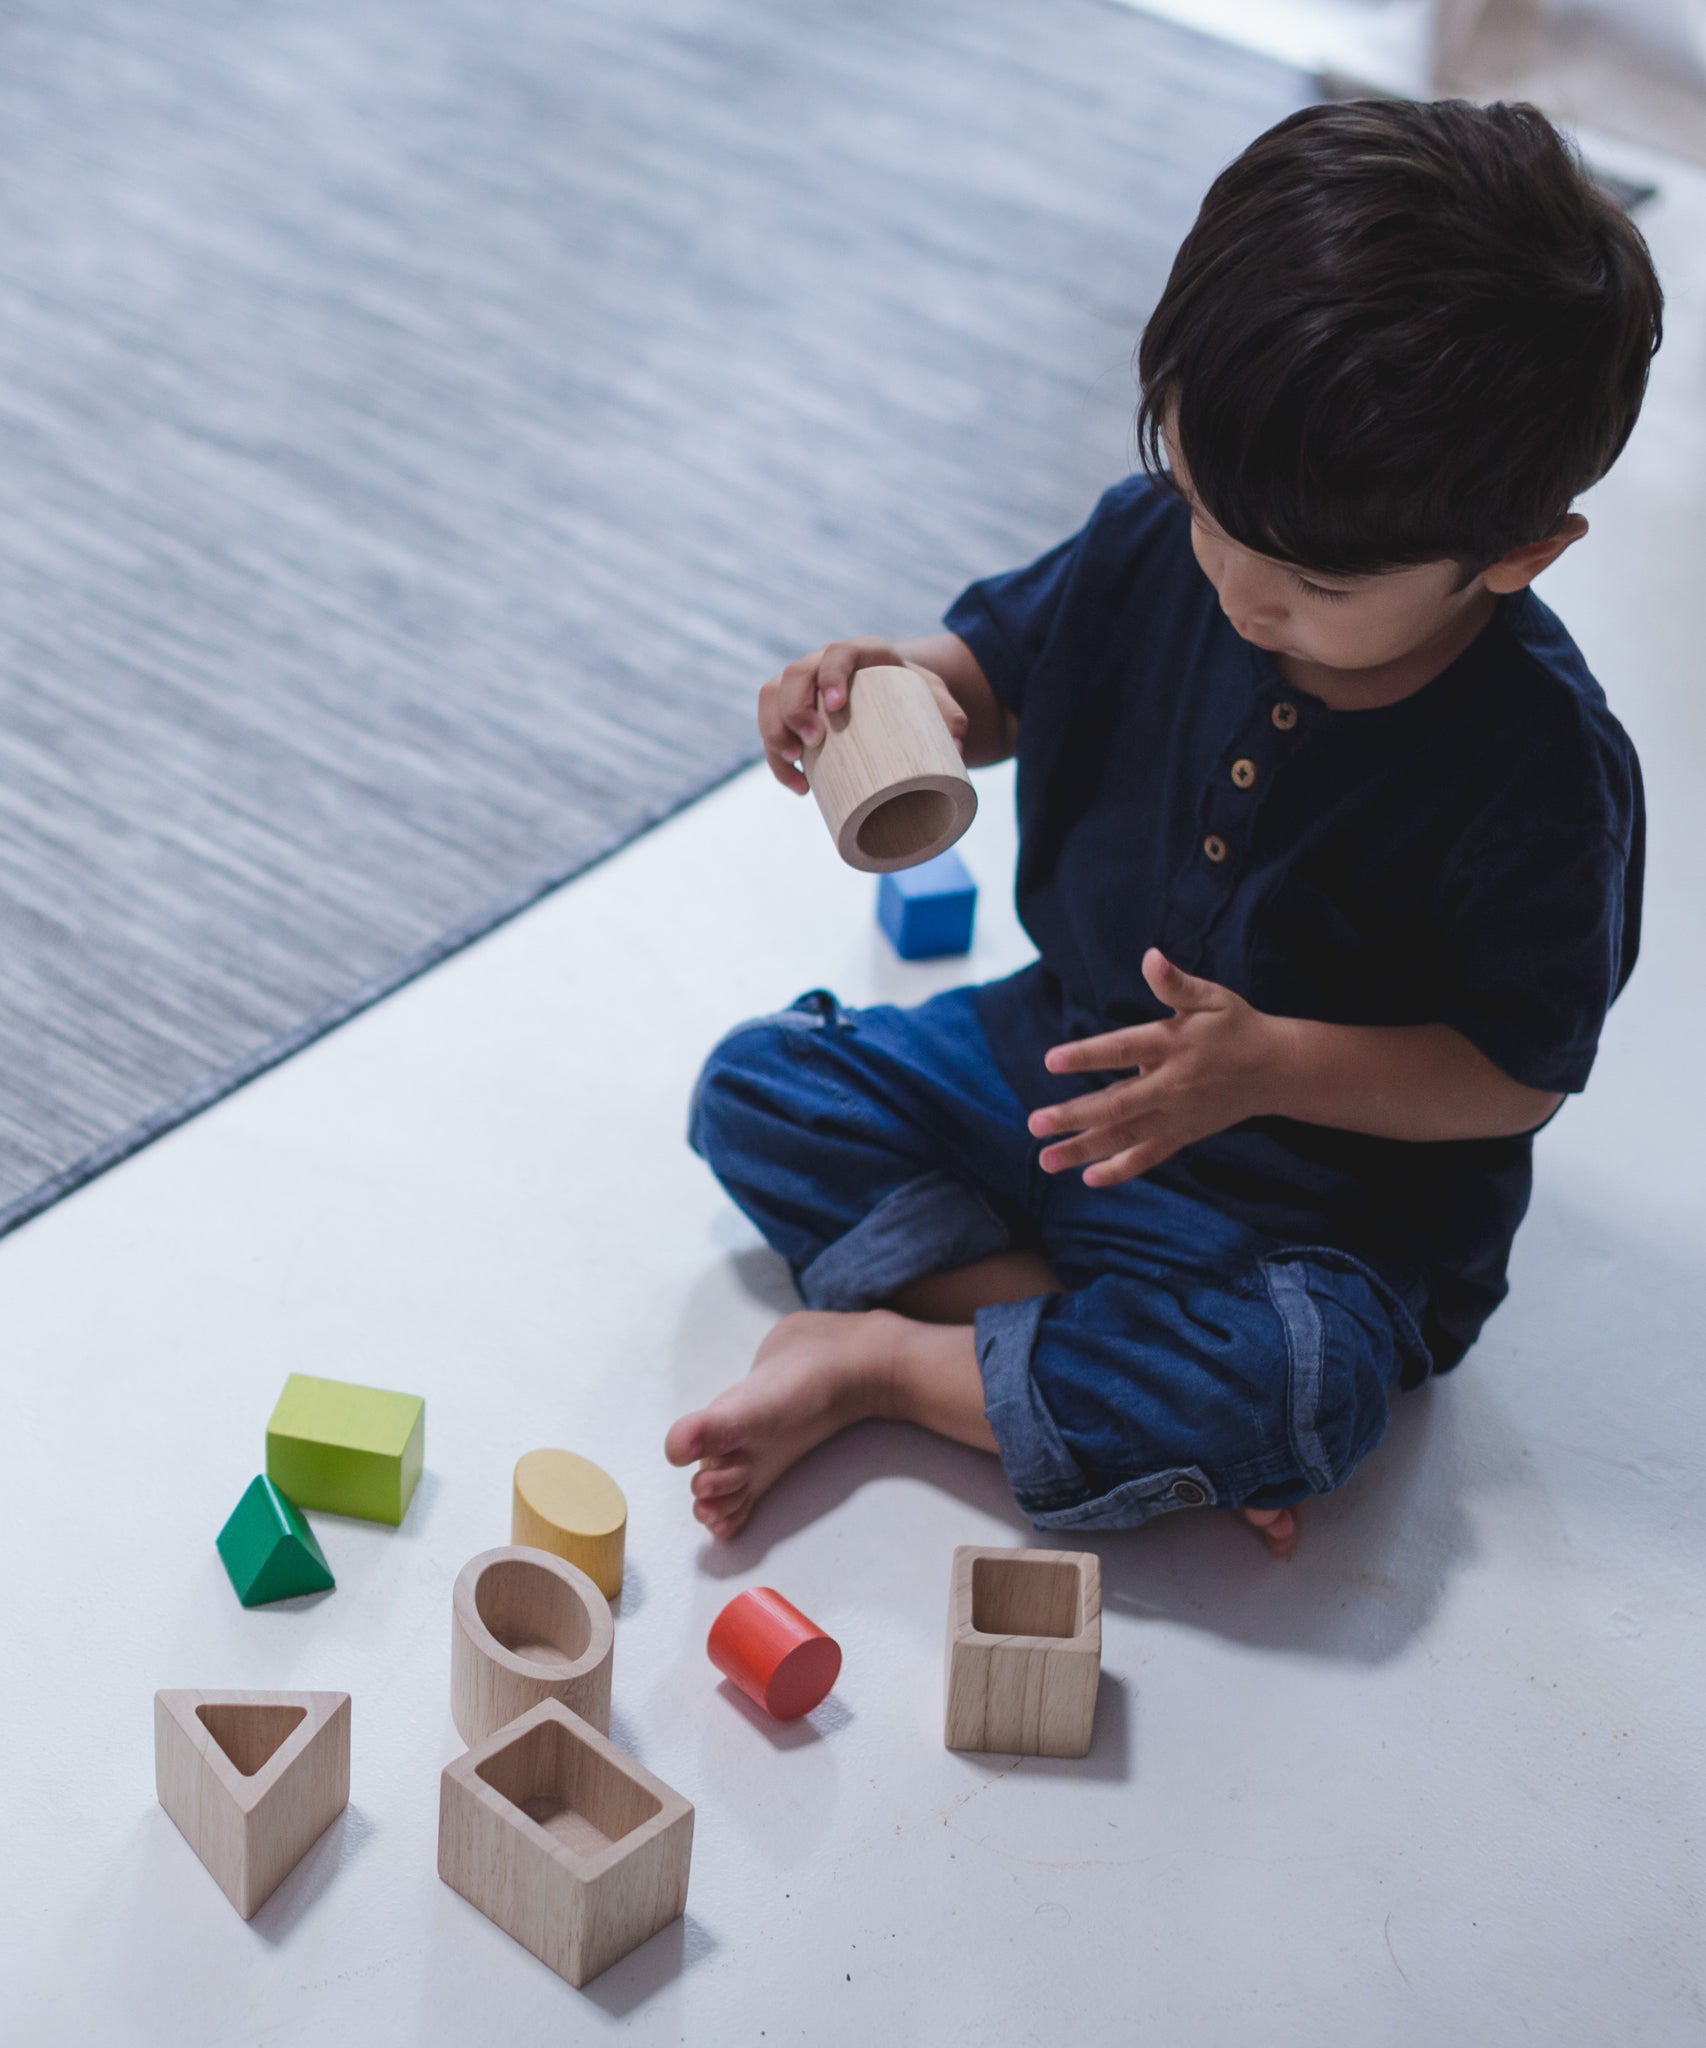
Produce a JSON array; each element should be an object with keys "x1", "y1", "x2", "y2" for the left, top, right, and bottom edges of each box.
[{"x1": 665, "y1": 98, "x2": 1661, "y2": 1557}]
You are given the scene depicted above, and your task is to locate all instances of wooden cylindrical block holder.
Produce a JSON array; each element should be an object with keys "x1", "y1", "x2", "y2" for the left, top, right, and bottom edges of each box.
[
  {"x1": 511, "y1": 1448, "x2": 628, "y2": 1599},
  {"x1": 707, "y1": 1587, "x2": 841, "y2": 1721},
  {"x1": 802, "y1": 664, "x2": 977, "y2": 873},
  {"x1": 451, "y1": 1546, "x2": 615, "y2": 1747}
]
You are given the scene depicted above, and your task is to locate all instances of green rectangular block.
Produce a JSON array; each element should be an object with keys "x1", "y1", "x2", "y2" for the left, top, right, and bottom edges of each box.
[{"x1": 266, "y1": 1373, "x2": 425, "y2": 1526}]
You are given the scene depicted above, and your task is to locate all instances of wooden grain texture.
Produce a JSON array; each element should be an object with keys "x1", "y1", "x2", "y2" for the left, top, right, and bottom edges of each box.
[
  {"x1": 451, "y1": 1546, "x2": 615, "y2": 1746},
  {"x1": 803, "y1": 666, "x2": 977, "y2": 873},
  {"x1": 438, "y1": 1697, "x2": 693, "y2": 1988},
  {"x1": 943, "y1": 1547, "x2": 1102, "y2": 1759},
  {"x1": 511, "y1": 1449, "x2": 628, "y2": 1599},
  {"x1": 153, "y1": 1689, "x2": 350, "y2": 1918},
  {"x1": 0, "y1": 0, "x2": 1305, "y2": 1240}
]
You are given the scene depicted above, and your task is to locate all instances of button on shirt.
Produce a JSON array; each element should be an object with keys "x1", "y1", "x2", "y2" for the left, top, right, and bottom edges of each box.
[{"x1": 943, "y1": 475, "x2": 1644, "y2": 1369}]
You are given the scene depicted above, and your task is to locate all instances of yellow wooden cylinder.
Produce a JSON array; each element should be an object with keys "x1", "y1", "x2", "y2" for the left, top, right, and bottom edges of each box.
[{"x1": 511, "y1": 1449, "x2": 628, "y2": 1599}]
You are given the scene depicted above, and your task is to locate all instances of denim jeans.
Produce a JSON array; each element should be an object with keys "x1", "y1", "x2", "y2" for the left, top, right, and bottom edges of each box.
[{"x1": 689, "y1": 981, "x2": 1432, "y2": 1530}]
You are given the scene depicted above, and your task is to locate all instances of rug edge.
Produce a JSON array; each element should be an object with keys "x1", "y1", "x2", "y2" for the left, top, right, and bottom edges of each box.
[{"x1": 0, "y1": 750, "x2": 760, "y2": 1247}]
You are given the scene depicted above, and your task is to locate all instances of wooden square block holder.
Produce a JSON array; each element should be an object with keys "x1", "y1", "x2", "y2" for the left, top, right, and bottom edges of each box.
[
  {"x1": 943, "y1": 1546, "x2": 1101, "y2": 1758},
  {"x1": 802, "y1": 664, "x2": 977, "y2": 873},
  {"x1": 154, "y1": 1689, "x2": 351, "y2": 1917},
  {"x1": 452, "y1": 1545, "x2": 614, "y2": 1746},
  {"x1": 438, "y1": 1697, "x2": 694, "y2": 1988}
]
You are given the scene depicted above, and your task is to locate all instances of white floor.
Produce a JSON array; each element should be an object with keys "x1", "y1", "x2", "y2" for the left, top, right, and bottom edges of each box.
[
  {"x1": 1120, "y1": 0, "x2": 1444, "y2": 89},
  {"x1": 1124, "y1": 0, "x2": 1706, "y2": 165},
  {"x1": 5, "y1": 126, "x2": 1705, "y2": 2048}
]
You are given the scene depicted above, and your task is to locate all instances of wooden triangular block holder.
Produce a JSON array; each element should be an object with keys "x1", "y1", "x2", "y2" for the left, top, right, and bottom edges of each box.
[{"x1": 154, "y1": 1689, "x2": 351, "y2": 1918}]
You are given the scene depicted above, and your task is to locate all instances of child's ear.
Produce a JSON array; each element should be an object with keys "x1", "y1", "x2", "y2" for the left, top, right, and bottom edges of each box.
[{"x1": 1482, "y1": 513, "x2": 1589, "y2": 594}]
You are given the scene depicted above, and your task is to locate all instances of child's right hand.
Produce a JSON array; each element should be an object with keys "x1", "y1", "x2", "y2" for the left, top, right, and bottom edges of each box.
[{"x1": 758, "y1": 638, "x2": 970, "y2": 795}]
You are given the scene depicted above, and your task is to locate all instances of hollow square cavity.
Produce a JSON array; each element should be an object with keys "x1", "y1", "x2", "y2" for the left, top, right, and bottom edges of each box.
[
  {"x1": 476, "y1": 1713, "x2": 661, "y2": 1860},
  {"x1": 970, "y1": 1555, "x2": 1082, "y2": 1639}
]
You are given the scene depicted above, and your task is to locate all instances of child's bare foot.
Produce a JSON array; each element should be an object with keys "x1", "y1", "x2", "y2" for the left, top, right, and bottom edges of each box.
[
  {"x1": 664, "y1": 1309, "x2": 898, "y2": 1540},
  {"x1": 667, "y1": 1305, "x2": 1304, "y2": 1555},
  {"x1": 1241, "y1": 1504, "x2": 1301, "y2": 1558}
]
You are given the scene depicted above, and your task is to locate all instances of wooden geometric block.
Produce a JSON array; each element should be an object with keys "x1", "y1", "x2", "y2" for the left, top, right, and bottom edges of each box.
[
  {"x1": 802, "y1": 664, "x2": 978, "y2": 873},
  {"x1": 451, "y1": 1545, "x2": 614, "y2": 1747},
  {"x1": 511, "y1": 1449, "x2": 628, "y2": 1599},
  {"x1": 438, "y1": 1698, "x2": 693, "y2": 1988},
  {"x1": 943, "y1": 1546, "x2": 1101, "y2": 1759},
  {"x1": 215, "y1": 1475, "x2": 335, "y2": 1606},
  {"x1": 877, "y1": 848, "x2": 977, "y2": 959},
  {"x1": 266, "y1": 1372, "x2": 425, "y2": 1525},
  {"x1": 154, "y1": 1689, "x2": 351, "y2": 1917},
  {"x1": 706, "y1": 1586, "x2": 842, "y2": 1721}
]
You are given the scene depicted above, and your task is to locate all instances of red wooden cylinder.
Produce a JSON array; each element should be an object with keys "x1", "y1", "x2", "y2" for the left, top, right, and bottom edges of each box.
[{"x1": 707, "y1": 1587, "x2": 841, "y2": 1721}]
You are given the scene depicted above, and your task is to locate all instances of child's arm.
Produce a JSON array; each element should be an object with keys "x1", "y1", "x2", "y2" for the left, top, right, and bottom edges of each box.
[
  {"x1": 758, "y1": 633, "x2": 1016, "y2": 794},
  {"x1": 1029, "y1": 949, "x2": 1564, "y2": 1187}
]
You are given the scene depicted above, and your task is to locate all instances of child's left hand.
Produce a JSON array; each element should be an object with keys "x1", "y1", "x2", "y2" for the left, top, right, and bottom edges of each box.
[{"x1": 1029, "y1": 949, "x2": 1282, "y2": 1186}]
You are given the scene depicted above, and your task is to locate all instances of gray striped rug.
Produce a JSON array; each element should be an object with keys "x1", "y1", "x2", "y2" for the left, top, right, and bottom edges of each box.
[{"x1": 0, "y1": 0, "x2": 1304, "y2": 1236}]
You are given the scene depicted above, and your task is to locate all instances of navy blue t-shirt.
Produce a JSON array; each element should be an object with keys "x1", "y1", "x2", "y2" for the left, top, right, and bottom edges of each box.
[{"x1": 943, "y1": 475, "x2": 1643, "y2": 1371}]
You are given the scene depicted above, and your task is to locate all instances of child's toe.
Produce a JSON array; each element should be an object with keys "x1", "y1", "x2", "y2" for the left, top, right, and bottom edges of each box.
[
  {"x1": 1240, "y1": 1504, "x2": 1301, "y2": 1557},
  {"x1": 695, "y1": 1486, "x2": 752, "y2": 1540},
  {"x1": 664, "y1": 1411, "x2": 707, "y2": 1466},
  {"x1": 710, "y1": 1498, "x2": 752, "y2": 1540},
  {"x1": 667, "y1": 1407, "x2": 747, "y2": 1469}
]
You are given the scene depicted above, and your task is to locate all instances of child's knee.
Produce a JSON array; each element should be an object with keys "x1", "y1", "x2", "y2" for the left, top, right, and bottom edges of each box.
[
  {"x1": 978, "y1": 1252, "x2": 1426, "y2": 1532},
  {"x1": 688, "y1": 992, "x2": 855, "y2": 1172},
  {"x1": 687, "y1": 1017, "x2": 793, "y2": 1170},
  {"x1": 1256, "y1": 1251, "x2": 1424, "y2": 1501}
]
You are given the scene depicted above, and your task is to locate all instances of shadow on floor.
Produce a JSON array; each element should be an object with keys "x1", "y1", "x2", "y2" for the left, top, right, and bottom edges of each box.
[
  {"x1": 705, "y1": 1381, "x2": 1487, "y2": 1665},
  {"x1": 584, "y1": 1911, "x2": 722, "y2": 2019},
  {"x1": 675, "y1": 1238, "x2": 1482, "y2": 1660},
  {"x1": 1089, "y1": 1377, "x2": 1487, "y2": 1665},
  {"x1": 678, "y1": 1181, "x2": 1706, "y2": 1666},
  {"x1": 253, "y1": 1801, "x2": 378, "y2": 1944}
]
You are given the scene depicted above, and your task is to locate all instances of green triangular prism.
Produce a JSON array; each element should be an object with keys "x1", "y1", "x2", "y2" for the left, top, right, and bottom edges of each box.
[
  {"x1": 242, "y1": 1529, "x2": 336, "y2": 1604},
  {"x1": 216, "y1": 1475, "x2": 335, "y2": 1607}
]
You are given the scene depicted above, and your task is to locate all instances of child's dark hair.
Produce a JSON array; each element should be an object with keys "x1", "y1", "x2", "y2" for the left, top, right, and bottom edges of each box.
[{"x1": 1135, "y1": 98, "x2": 1663, "y2": 577}]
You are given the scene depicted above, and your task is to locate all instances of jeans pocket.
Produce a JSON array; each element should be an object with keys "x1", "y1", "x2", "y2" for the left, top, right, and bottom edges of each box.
[{"x1": 1259, "y1": 1249, "x2": 1415, "y2": 1496}]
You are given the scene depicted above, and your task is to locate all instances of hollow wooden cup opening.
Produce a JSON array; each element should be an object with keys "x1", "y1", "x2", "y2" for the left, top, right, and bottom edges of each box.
[{"x1": 474, "y1": 1555, "x2": 596, "y2": 1674}]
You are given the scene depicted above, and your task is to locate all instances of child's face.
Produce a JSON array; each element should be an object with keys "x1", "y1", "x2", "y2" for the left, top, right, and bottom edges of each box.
[{"x1": 1165, "y1": 433, "x2": 1489, "y2": 676}]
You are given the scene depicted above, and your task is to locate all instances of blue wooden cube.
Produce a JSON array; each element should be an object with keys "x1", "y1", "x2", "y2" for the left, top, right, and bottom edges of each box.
[{"x1": 877, "y1": 849, "x2": 977, "y2": 959}]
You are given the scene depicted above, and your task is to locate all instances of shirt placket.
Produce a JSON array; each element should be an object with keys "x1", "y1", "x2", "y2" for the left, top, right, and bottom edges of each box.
[{"x1": 1159, "y1": 686, "x2": 1306, "y2": 965}]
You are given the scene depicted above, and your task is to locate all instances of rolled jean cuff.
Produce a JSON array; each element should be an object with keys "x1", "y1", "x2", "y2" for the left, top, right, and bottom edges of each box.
[
  {"x1": 797, "y1": 1171, "x2": 1011, "y2": 1312},
  {"x1": 975, "y1": 1293, "x2": 1225, "y2": 1531},
  {"x1": 974, "y1": 1293, "x2": 1081, "y2": 1513}
]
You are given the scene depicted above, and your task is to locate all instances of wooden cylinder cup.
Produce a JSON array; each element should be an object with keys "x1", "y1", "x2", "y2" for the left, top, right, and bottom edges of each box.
[
  {"x1": 707, "y1": 1587, "x2": 841, "y2": 1721},
  {"x1": 802, "y1": 664, "x2": 976, "y2": 873},
  {"x1": 451, "y1": 1546, "x2": 615, "y2": 1746}
]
